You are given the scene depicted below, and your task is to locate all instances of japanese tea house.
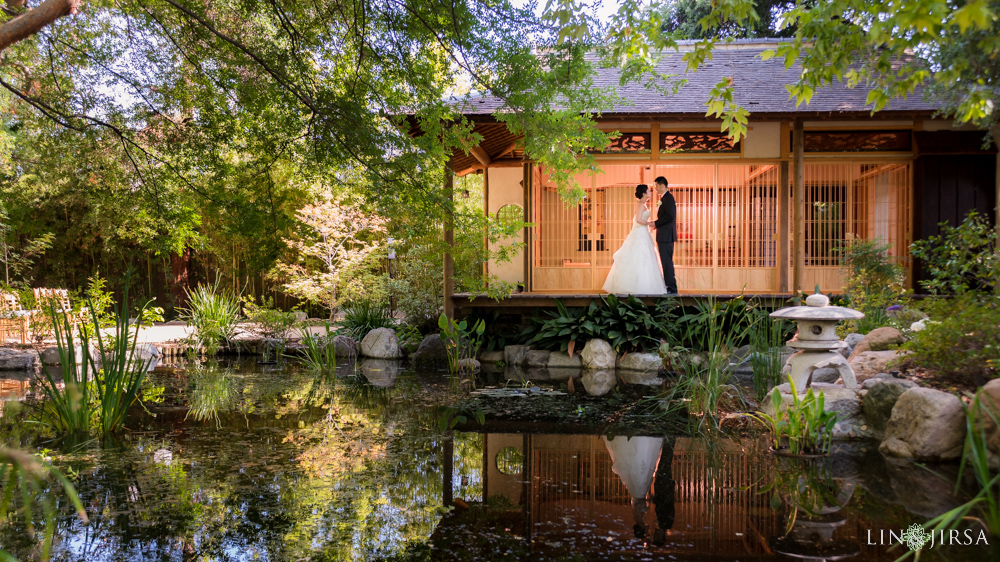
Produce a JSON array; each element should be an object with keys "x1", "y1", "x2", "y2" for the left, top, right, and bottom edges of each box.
[{"x1": 446, "y1": 40, "x2": 998, "y2": 306}]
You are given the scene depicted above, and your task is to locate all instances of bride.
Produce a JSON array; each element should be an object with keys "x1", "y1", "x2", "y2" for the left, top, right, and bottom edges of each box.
[{"x1": 602, "y1": 184, "x2": 668, "y2": 295}]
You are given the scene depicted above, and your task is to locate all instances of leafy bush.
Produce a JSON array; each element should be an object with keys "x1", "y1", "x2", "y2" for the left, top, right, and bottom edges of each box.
[
  {"x1": 242, "y1": 296, "x2": 299, "y2": 340},
  {"x1": 837, "y1": 237, "x2": 905, "y2": 333},
  {"x1": 911, "y1": 209, "x2": 999, "y2": 295},
  {"x1": 387, "y1": 243, "x2": 441, "y2": 331},
  {"x1": 901, "y1": 294, "x2": 1000, "y2": 385},
  {"x1": 179, "y1": 281, "x2": 242, "y2": 355},
  {"x1": 591, "y1": 294, "x2": 665, "y2": 352},
  {"x1": 340, "y1": 297, "x2": 395, "y2": 339},
  {"x1": 521, "y1": 300, "x2": 600, "y2": 354}
]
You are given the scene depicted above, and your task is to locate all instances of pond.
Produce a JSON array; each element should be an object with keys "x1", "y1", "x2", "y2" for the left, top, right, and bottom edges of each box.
[{"x1": 0, "y1": 359, "x2": 996, "y2": 561}]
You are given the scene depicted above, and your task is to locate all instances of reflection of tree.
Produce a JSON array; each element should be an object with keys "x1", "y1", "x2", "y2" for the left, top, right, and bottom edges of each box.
[{"x1": 5, "y1": 365, "x2": 491, "y2": 560}]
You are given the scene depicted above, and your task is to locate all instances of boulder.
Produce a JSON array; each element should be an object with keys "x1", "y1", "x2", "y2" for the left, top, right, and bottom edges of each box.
[
  {"x1": 880, "y1": 388, "x2": 966, "y2": 461},
  {"x1": 360, "y1": 358, "x2": 402, "y2": 387},
  {"x1": 411, "y1": 334, "x2": 448, "y2": 369},
  {"x1": 39, "y1": 345, "x2": 94, "y2": 366},
  {"x1": 863, "y1": 378, "x2": 917, "y2": 433},
  {"x1": 504, "y1": 345, "x2": 530, "y2": 368},
  {"x1": 525, "y1": 350, "x2": 551, "y2": 369},
  {"x1": 822, "y1": 387, "x2": 874, "y2": 440},
  {"x1": 811, "y1": 366, "x2": 842, "y2": 384},
  {"x1": 860, "y1": 373, "x2": 896, "y2": 388},
  {"x1": 332, "y1": 335, "x2": 358, "y2": 358},
  {"x1": 848, "y1": 327, "x2": 906, "y2": 360},
  {"x1": 457, "y1": 358, "x2": 481, "y2": 373},
  {"x1": 479, "y1": 350, "x2": 504, "y2": 364},
  {"x1": 547, "y1": 351, "x2": 583, "y2": 369},
  {"x1": 360, "y1": 328, "x2": 402, "y2": 359},
  {"x1": 616, "y1": 353, "x2": 663, "y2": 372},
  {"x1": 0, "y1": 348, "x2": 38, "y2": 371},
  {"x1": 580, "y1": 339, "x2": 616, "y2": 370},
  {"x1": 581, "y1": 369, "x2": 616, "y2": 396},
  {"x1": 973, "y1": 378, "x2": 1000, "y2": 466},
  {"x1": 844, "y1": 333, "x2": 865, "y2": 351},
  {"x1": 849, "y1": 350, "x2": 910, "y2": 383}
]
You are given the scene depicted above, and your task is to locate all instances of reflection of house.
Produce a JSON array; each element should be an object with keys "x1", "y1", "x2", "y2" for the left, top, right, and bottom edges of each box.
[
  {"x1": 451, "y1": 433, "x2": 894, "y2": 559},
  {"x1": 447, "y1": 41, "x2": 997, "y2": 302}
]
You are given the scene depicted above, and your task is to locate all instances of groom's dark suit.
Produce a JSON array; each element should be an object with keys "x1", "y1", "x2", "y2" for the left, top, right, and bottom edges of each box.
[{"x1": 653, "y1": 191, "x2": 678, "y2": 293}]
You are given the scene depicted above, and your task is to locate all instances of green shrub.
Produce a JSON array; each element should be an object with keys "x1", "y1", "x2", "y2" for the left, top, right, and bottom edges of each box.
[
  {"x1": 901, "y1": 294, "x2": 1000, "y2": 385},
  {"x1": 837, "y1": 237, "x2": 905, "y2": 333},
  {"x1": 179, "y1": 281, "x2": 242, "y2": 355},
  {"x1": 387, "y1": 243, "x2": 441, "y2": 331},
  {"x1": 910, "y1": 209, "x2": 999, "y2": 295},
  {"x1": 464, "y1": 309, "x2": 524, "y2": 353},
  {"x1": 340, "y1": 297, "x2": 395, "y2": 339},
  {"x1": 521, "y1": 300, "x2": 600, "y2": 354},
  {"x1": 242, "y1": 296, "x2": 299, "y2": 340}
]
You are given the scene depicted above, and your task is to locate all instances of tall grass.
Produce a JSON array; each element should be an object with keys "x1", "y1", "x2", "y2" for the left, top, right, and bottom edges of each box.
[
  {"x1": 340, "y1": 298, "x2": 395, "y2": 339},
  {"x1": 180, "y1": 281, "x2": 241, "y2": 355},
  {"x1": 300, "y1": 323, "x2": 337, "y2": 372},
  {"x1": 35, "y1": 283, "x2": 154, "y2": 436},
  {"x1": 749, "y1": 311, "x2": 790, "y2": 401},
  {"x1": 37, "y1": 307, "x2": 92, "y2": 434},
  {"x1": 663, "y1": 295, "x2": 753, "y2": 430},
  {"x1": 186, "y1": 365, "x2": 236, "y2": 427}
]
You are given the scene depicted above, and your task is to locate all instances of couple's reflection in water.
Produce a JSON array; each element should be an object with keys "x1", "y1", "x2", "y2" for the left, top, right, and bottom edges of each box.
[{"x1": 602, "y1": 435, "x2": 675, "y2": 546}]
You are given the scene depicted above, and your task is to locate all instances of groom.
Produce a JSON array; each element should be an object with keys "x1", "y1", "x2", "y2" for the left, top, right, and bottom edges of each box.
[{"x1": 651, "y1": 176, "x2": 678, "y2": 294}]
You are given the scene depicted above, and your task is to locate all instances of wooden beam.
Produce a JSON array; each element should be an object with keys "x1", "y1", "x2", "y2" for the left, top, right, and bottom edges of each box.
[
  {"x1": 443, "y1": 168, "x2": 455, "y2": 319},
  {"x1": 793, "y1": 118, "x2": 805, "y2": 295},
  {"x1": 779, "y1": 161, "x2": 789, "y2": 293},
  {"x1": 470, "y1": 146, "x2": 492, "y2": 167},
  {"x1": 494, "y1": 138, "x2": 522, "y2": 159},
  {"x1": 490, "y1": 158, "x2": 526, "y2": 167},
  {"x1": 455, "y1": 165, "x2": 481, "y2": 176}
]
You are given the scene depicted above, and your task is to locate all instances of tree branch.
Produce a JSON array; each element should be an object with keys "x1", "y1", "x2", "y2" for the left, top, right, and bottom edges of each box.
[{"x1": 0, "y1": 0, "x2": 80, "y2": 54}]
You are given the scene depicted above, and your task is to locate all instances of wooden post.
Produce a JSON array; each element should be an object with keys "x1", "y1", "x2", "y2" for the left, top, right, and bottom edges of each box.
[
  {"x1": 443, "y1": 167, "x2": 455, "y2": 319},
  {"x1": 793, "y1": 118, "x2": 805, "y2": 295},
  {"x1": 779, "y1": 161, "x2": 790, "y2": 293}
]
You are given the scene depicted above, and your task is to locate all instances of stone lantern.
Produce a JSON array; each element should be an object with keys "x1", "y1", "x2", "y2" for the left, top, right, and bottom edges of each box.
[{"x1": 770, "y1": 294, "x2": 864, "y2": 391}]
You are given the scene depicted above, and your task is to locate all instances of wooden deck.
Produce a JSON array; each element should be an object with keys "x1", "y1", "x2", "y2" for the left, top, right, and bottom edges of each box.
[{"x1": 451, "y1": 291, "x2": 797, "y2": 317}]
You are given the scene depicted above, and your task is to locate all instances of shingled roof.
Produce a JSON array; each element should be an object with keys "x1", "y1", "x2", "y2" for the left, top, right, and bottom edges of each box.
[{"x1": 454, "y1": 39, "x2": 940, "y2": 117}]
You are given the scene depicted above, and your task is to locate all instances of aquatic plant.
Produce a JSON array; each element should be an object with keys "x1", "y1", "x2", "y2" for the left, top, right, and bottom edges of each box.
[
  {"x1": 746, "y1": 376, "x2": 837, "y2": 456},
  {"x1": 748, "y1": 310, "x2": 790, "y2": 401},
  {"x1": 179, "y1": 281, "x2": 241, "y2": 355},
  {"x1": 439, "y1": 313, "x2": 485, "y2": 374},
  {"x1": 340, "y1": 297, "x2": 395, "y2": 339},
  {"x1": 37, "y1": 307, "x2": 92, "y2": 434},
  {"x1": 299, "y1": 323, "x2": 337, "y2": 372}
]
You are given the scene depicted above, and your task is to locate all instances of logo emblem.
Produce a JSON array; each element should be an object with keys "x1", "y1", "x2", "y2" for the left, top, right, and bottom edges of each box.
[{"x1": 900, "y1": 524, "x2": 931, "y2": 551}]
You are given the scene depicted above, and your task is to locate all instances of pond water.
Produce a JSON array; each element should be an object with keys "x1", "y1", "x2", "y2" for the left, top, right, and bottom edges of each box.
[{"x1": 0, "y1": 359, "x2": 996, "y2": 561}]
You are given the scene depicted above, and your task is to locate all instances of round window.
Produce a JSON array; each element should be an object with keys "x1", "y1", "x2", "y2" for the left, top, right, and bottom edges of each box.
[
  {"x1": 495, "y1": 446, "x2": 524, "y2": 475},
  {"x1": 496, "y1": 204, "x2": 524, "y2": 228}
]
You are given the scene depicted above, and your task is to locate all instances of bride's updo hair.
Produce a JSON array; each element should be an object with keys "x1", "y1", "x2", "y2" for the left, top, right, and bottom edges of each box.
[{"x1": 634, "y1": 184, "x2": 649, "y2": 199}]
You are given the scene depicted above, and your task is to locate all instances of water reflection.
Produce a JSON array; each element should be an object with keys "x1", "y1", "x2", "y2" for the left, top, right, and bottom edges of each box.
[{"x1": 0, "y1": 362, "x2": 995, "y2": 561}]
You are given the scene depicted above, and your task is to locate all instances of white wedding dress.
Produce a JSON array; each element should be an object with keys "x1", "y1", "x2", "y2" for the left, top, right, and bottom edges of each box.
[
  {"x1": 602, "y1": 436, "x2": 665, "y2": 499},
  {"x1": 602, "y1": 210, "x2": 668, "y2": 295}
]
